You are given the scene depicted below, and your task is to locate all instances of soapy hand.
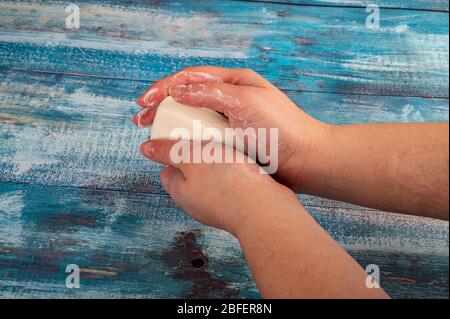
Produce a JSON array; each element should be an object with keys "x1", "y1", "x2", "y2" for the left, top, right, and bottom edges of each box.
[
  {"x1": 133, "y1": 66, "x2": 330, "y2": 190},
  {"x1": 140, "y1": 139, "x2": 300, "y2": 236}
]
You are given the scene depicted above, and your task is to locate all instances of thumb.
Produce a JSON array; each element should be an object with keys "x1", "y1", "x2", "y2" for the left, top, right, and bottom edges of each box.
[{"x1": 140, "y1": 139, "x2": 190, "y2": 169}]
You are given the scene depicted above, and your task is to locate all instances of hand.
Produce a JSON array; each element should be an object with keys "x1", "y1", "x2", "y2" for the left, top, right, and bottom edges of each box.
[
  {"x1": 140, "y1": 139, "x2": 390, "y2": 299},
  {"x1": 133, "y1": 66, "x2": 331, "y2": 191},
  {"x1": 140, "y1": 139, "x2": 300, "y2": 236}
]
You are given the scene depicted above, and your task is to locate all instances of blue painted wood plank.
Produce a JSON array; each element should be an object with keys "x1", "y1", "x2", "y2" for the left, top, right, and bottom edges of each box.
[
  {"x1": 72, "y1": 0, "x2": 450, "y2": 12},
  {"x1": 0, "y1": 0, "x2": 448, "y2": 299},
  {"x1": 0, "y1": 0, "x2": 448, "y2": 98},
  {"x1": 240, "y1": 0, "x2": 449, "y2": 11},
  {"x1": 0, "y1": 181, "x2": 257, "y2": 298},
  {"x1": 0, "y1": 181, "x2": 447, "y2": 298},
  {"x1": 0, "y1": 70, "x2": 447, "y2": 193}
]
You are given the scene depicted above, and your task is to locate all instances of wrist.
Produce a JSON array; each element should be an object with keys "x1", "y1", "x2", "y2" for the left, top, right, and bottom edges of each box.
[
  {"x1": 284, "y1": 118, "x2": 336, "y2": 194},
  {"x1": 230, "y1": 187, "x2": 304, "y2": 239},
  {"x1": 298, "y1": 122, "x2": 336, "y2": 194}
]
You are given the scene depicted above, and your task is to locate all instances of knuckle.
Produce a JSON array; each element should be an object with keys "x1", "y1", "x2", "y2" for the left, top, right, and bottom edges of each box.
[
  {"x1": 239, "y1": 68, "x2": 258, "y2": 77},
  {"x1": 201, "y1": 81, "x2": 219, "y2": 91},
  {"x1": 239, "y1": 86, "x2": 260, "y2": 102},
  {"x1": 179, "y1": 65, "x2": 205, "y2": 75},
  {"x1": 181, "y1": 66, "x2": 196, "y2": 73}
]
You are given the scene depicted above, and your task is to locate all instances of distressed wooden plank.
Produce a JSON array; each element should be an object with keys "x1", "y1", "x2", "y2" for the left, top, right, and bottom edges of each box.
[
  {"x1": 0, "y1": 70, "x2": 447, "y2": 194},
  {"x1": 0, "y1": 181, "x2": 256, "y2": 298},
  {"x1": 58, "y1": 0, "x2": 450, "y2": 12},
  {"x1": 0, "y1": 0, "x2": 448, "y2": 299},
  {"x1": 0, "y1": 181, "x2": 447, "y2": 298},
  {"x1": 0, "y1": 0, "x2": 448, "y2": 98},
  {"x1": 240, "y1": 0, "x2": 449, "y2": 12}
]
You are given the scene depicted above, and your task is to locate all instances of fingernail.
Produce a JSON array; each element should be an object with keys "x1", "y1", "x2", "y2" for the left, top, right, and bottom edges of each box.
[
  {"x1": 136, "y1": 96, "x2": 145, "y2": 107},
  {"x1": 136, "y1": 87, "x2": 158, "y2": 107},
  {"x1": 169, "y1": 84, "x2": 188, "y2": 97},
  {"x1": 140, "y1": 141, "x2": 155, "y2": 158},
  {"x1": 133, "y1": 108, "x2": 153, "y2": 128}
]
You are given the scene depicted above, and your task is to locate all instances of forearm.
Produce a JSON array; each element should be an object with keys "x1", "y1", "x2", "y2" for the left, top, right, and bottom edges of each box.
[
  {"x1": 236, "y1": 200, "x2": 389, "y2": 298},
  {"x1": 297, "y1": 122, "x2": 449, "y2": 220}
]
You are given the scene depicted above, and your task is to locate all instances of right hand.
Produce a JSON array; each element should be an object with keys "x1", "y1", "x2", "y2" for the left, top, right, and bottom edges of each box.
[
  {"x1": 133, "y1": 66, "x2": 331, "y2": 190},
  {"x1": 140, "y1": 139, "x2": 301, "y2": 237}
]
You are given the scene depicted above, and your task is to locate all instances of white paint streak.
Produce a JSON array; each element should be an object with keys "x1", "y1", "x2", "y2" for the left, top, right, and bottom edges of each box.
[
  {"x1": 0, "y1": 191, "x2": 25, "y2": 246},
  {"x1": 0, "y1": 191, "x2": 24, "y2": 215},
  {"x1": 0, "y1": 82, "x2": 142, "y2": 177},
  {"x1": 0, "y1": 1, "x2": 252, "y2": 59},
  {"x1": 0, "y1": 32, "x2": 247, "y2": 59},
  {"x1": 400, "y1": 104, "x2": 425, "y2": 121}
]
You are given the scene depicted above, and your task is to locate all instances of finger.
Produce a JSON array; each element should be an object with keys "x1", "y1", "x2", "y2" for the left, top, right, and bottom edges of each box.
[
  {"x1": 160, "y1": 165, "x2": 186, "y2": 199},
  {"x1": 140, "y1": 139, "x2": 191, "y2": 169},
  {"x1": 170, "y1": 66, "x2": 272, "y2": 87},
  {"x1": 135, "y1": 67, "x2": 224, "y2": 109},
  {"x1": 132, "y1": 107, "x2": 157, "y2": 128},
  {"x1": 135, "y1": 66, "x2": 271, "y2": 109},
  {"x1": 135, "y1": 81, "x2": 258, "y2": 128},
  {"x1": 168, "y1": 82, "x2": 258, "y2": 120}
]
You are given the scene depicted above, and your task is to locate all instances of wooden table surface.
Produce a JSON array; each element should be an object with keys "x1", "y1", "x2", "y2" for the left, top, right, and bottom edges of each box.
[{"x1": 0, "y1": 0, "x2": 448, "y2": 298}]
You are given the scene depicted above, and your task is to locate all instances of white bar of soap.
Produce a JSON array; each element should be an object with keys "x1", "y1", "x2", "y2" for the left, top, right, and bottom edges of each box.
[{"x1": 150, "y1": 96, "x2": 235, "y2": 148}]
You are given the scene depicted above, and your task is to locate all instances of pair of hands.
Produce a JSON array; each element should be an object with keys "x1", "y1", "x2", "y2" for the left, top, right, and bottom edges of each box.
[
  {"x1": 133, "y1": 66, "x2": 329, "y2": 236},
  {"x1": 131, "y1": 67, "x2": 445, "y2": 298}
]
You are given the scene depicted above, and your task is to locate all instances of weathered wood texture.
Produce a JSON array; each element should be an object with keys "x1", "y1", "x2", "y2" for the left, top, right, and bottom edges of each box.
[
  {"x1": 0, "y1": 0, "x2": 448, "y2": 298},
  {"x1": 0, "y1": 1, "x2": 448, "y2": 97},
  {"x1": 0, "y1": 70, "x2": 448, "y2": 298},
  {"x1": 242, "y1": 0, "x2": 449, "y2": 11},
  {"x1": 0, "y1": 182, "x2": 448, "y2": 298}
]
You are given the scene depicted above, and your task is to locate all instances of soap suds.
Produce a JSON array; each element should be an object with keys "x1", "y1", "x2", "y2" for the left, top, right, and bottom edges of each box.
[
  {"x1": 209, "y1": 88, "x2": 247, "y2": 127},
  {"x1": 172, "y1": 71, "x2": 224, "y2": 84},
  {"x1": 141, "y1": 88, "x2": 159, "y2": 106},
  {"x1": 136, "y1": 71, "x2": 225, "y2": 112},
  {"x1": 168, "y1": 84, "x2": 246, "y2": 128}
]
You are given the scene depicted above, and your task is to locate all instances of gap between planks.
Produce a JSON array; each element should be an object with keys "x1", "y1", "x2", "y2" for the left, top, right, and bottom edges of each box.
[
  {"x1": 0, "y1": 179, "x2": 378, "y2": 212},
  {"x1": 6, "y1": 68, "x2": 450, "y2": 101},
  {"x1": 233, "y1": 0, "x2": 449, "y2": 13}
]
